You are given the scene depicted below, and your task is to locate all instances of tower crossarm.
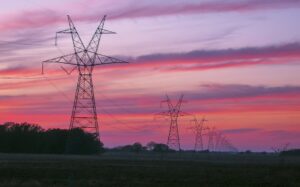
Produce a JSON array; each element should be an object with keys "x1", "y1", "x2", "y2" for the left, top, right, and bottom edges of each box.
[
  {"x1": 43, "y1": 53, "x2": 77, "y2": 66},
  {"x1": 42, "y1": 53, "x2": 77, "y2": 74},
  {"x1": 160, "y1": 95, "x2": 174, "y2": 110},
  {"x1": 93, "y1": 53, "x2": 128, "y2": 66},
  {"x1": 55, "y1": 16, "x2": 86, "y2": 53}
]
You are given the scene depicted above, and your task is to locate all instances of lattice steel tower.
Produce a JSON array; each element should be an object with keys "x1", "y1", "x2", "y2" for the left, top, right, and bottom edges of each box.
[
  {"x1": 192, "y1": 117, "x2": 208, "y2": 151},
  {"x1": 42, "y1": 15, "x2": 127, "y2": 137},
  {"x1": 207, "y1": 127, "x2": 216, "y2": 151},
  {"x1": 158, "y1": 95, "x2": 187, "y2": 151}
]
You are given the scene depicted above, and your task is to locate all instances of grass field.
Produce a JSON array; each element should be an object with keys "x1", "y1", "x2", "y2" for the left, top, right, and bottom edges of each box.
[{"x1": 0, "y1": 152, "x2": 299, "y2": 187}]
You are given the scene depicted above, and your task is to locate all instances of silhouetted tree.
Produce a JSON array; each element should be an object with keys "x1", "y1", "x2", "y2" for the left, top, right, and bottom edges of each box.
[
  {"x1": 112, "y1": 142, "x2": 146, "y2": 153},
  {"x1": 41, "y1": 129, "x2": 69, "y2": 154},
  {"x1": 0, "y1": 123, "x2": 10, "y2": 152},
  {"x1": 153, "y1": 143, "x2": 170, "y2": 153},
  {"x1": 65, "y1": 128, "x2": 104, "y2": 154},
  {"x1": 146, "y1": 142, "x2": 171, "y2": 153},
  {"x1": 0, "y1": 122, "x2": 104, "y2": 155},
  {"x1": 280, "y1": 149, "x2": 300, "y2": 156},
  {"x1": 146, "y1": 141, "x2": 156, "y2": 151},
  {"x1": 3, "y1": 122, "x2": 43, "y2": 153},
  {"x1": 132, "y1": 142, "x2": 143, "y2": 153}
]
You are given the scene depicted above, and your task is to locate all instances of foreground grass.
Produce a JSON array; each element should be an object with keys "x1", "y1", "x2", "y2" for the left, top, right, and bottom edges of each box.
[{"x1": 0, "y1": 152, "x2": 299, "y2": 187}]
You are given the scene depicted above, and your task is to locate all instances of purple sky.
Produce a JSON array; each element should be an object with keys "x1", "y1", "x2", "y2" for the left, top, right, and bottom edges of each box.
[{"x1": 0, "y1": 0, "x2": 300, "y2": 151}]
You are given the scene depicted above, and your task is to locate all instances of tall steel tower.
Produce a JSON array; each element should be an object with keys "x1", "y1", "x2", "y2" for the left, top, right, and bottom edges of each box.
[
  {"x1": 158, "y1": 94, "x2": 187, "y2": 151},
  {"x1": 42, "y1": 15, "x2": 127, "y2": 137},
  {"x1": 191, "y1": 117, "x2": 209, "y2": 151}
]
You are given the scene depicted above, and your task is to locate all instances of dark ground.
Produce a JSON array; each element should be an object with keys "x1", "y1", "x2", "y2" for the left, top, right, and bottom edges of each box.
[{"x1": 0, "y1": 152, "x2": 299, "y2": 187}]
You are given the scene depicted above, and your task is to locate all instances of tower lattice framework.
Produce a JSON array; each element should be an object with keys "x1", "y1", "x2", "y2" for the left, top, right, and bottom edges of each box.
[
  {"x1": 42, "y1": 15, "x2": 127, "y2": 137},
  {"x1": 192, "y1": 117, "x2": 208, "y2": 151},
  {"x1": 158, "y1": 95, "x2": 187, "y2": 151},
  {"x1": 207, "y1": 127, "x2": 216, "y2": 151}
]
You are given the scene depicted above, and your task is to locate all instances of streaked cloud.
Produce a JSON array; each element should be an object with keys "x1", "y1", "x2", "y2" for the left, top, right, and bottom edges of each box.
[
  {"x1": 105, "y1": 43, "x2": 300, "y2": 72},
  {"x1": 3, "y1": 42, "x2": 300, "y2": 79},
  {"x1": 223, "y1": 128, "x2": 261, "y2": 134},
  {"x1": 0, "y1": 0, "x2": 299, "y2": 31},
  {"x1": 193, "y1": 84, "x2": 300, "y2": 100}
]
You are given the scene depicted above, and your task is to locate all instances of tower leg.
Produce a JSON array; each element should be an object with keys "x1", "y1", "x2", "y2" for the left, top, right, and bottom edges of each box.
[
  {"x1": 70, "y1": 74, "x2": 99, "y2": 137},
  {"x1": 167, "y1": 119, "x2": 180, "y2": 151},
  {"x1": 195, "y1": 133, "x2": 203, "y2": 151}
]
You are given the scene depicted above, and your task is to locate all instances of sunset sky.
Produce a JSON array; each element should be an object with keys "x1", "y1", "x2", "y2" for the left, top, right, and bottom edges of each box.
[{"x1": 0, "y1": 0, "x2": 300, "y2": 151}]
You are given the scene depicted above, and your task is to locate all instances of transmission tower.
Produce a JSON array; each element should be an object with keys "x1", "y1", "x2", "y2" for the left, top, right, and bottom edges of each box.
[
  {"x1": 271, "y1": 143, "x2": 290, "y2": 153},
  {"x1": 214, "y1": 131, "x2": 223, "y2": 151},
  {"x1": 157, "y1": 94, "x2": 187, "y2": 151},
  {"x1": 207, "y1": 127, "x2": 216, "y2": 151},
  {"x1": 191, "y1": 117, "x2": 209, "y2": 151},
  {"x1": 42, "y1": 15, "x2": 127, "y2": 137},
  {"x1": 219, "y1": 137, "x2": 238, "y2": 152}
]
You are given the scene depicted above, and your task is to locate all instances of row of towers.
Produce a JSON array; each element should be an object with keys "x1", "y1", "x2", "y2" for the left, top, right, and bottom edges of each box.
[
  {"x1": 43, "y1": 15, "x2": 237, "y2": 152},
  {"x1": 158, "y1": 95, "x2": 238, "y2": 152}
]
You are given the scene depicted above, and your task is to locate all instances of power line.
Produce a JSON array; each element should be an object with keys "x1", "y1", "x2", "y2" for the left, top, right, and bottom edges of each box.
[
  {"x1": 98, "y1": 107, "x2": 142, "y2": 131},
  {"x1": 42, "y1": 75, "x2": 74, "y2": 104}
]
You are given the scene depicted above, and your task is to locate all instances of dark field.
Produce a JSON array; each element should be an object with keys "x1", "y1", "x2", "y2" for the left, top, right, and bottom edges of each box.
[{"x1": 0, "y1": 152, "x2": 299, "y2": 187}]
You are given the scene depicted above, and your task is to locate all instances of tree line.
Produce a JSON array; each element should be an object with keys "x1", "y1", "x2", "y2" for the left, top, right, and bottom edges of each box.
[
  {"x1": 2, "y1": 122, "x2": 297, "y2": 155},
  {"x1": 0, "y1": 122, "x2": 174, "y2": 155},
  {"x1": 0, "y1": 122, "x2": 103, "y2": 154},
  {"x1": 108, "y1": 141, "x2": 174, "y2": 153}
]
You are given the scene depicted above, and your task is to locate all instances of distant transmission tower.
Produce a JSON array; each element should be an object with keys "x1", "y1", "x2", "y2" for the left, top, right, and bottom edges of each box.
[
  {"x1": 157, "y1": 94, "x2": 187, "y2": 151},
  {"x1": 214, "y1": 131, "x2": 223, "y2": 152},
  {"x1": 218, "y1": 136, "x2": 238, "y2": 152},
  {"x1": 271, "y1": 143, "x2": 290, "y2": 153},
  {"x1": 191, "y1": 117, "x2": 209, "y2": 151},
  {"x1": 207, "y1": 127, "x2": 216, "y2": 151},
  {"x1": 42, "y1": 15, "x2": 127, "y2": 137}
]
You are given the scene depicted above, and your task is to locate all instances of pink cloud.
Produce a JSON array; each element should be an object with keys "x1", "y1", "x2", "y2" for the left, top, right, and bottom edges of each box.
[
  {"x1": 107, "y1": 0, "x2": 300, "y2": 20},
  {"x1": 0, "y1": 9, "x2": 63, "y2": 31},
  {"x1": 97, "y1": 43, "x2": 300, "y2": 72},
  {"x1": 0, "y1": 0, "x2": 299, "y2": 32}
]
